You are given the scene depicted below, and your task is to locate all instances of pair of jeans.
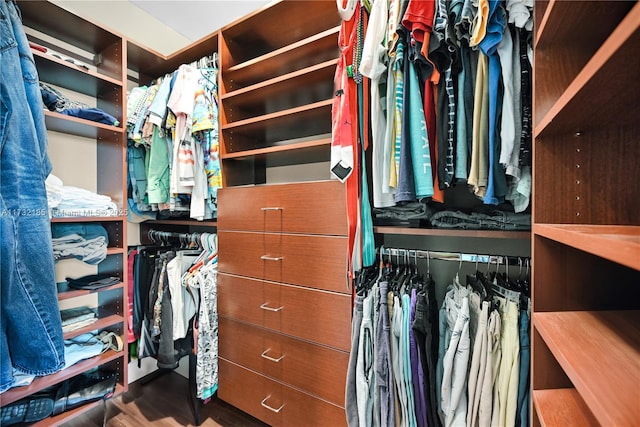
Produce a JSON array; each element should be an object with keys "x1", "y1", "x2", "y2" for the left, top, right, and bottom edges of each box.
[
  {"x1": 440, "y1": 279, "x2": 471, "y2": 427},
  {"x1": 516, "y1": 308, "x2": 530, "y2": 427},
  {"x1": 412, "y1": 278, "x2": 441, "y2": 427},
  {"x1": 467, "y1": 294, "x2": 489, "y2": 427},
  {"x1": 0, "y1": 0, "x2": 64, "y2": 392},
  {"x1": 346, "y1": 294, "x2": 364, "y2": 426},
  {"x1": 374, "y1": 282, "x2": 395, "y2": 427},
  {"x1": 356, "y1": 293, "x2": 375, "y2": 427},
  {"x1": 491, "y1": 297, "x2": 520, "y2": 427}
]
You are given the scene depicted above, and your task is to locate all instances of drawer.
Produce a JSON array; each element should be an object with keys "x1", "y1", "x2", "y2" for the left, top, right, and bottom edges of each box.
[
  {"x1": 218, "y1": 230, "x2": 349, "y2": 293},
  {"x1": 218, "y1": 273, "x2": 351, "y2": 351},
  {"x1": 219, "y1": 317, "x2": 348, "y2": 406},
  {"x1": 219, "y1": 358, "x2": 347, "y2": 427},
  {"x1": 217, "y1": 180, "x2": 347, "y2": 235}
]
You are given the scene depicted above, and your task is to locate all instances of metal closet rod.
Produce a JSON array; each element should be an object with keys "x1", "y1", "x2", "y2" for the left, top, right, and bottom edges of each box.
[
  {"x1": 147, "y1": 229, "x2": 217, "y2": 247},
  {"x1": 147, "y1": 229, "x2": 212, "y2": 240},
  {"x1": 380, "y1": 246, "x2": 531, "y2": 267}
]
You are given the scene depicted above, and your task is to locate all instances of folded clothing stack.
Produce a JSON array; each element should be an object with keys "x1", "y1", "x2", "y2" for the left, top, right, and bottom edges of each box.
[
  {"x1": 60, "y1": 306, "x2": 97, "y2": 333},
  {"x1": 51, "y1": 223, "x2": 109, "y2": 265},
  {"x1": 51, "y1": 185, "x2": 118, "y2": 218},
  {"x1": 429, "y1": 210, "x2": 531, "y2": 231},
  {"x1": 66, "y1": 273, "x2": 120, "y2": 290}
]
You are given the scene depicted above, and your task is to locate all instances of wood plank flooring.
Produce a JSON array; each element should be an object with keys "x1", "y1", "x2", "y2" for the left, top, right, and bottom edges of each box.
[{"x1": 62, "y1": 371, "x2": 268, "y2": 427}]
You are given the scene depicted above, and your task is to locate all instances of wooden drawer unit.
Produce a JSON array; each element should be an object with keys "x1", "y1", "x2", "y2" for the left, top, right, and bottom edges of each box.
[
  {"x1": 219, "y1": 359, "x2": 347, "y2": 427},
  {"x1": 217, "y1": 180, "x2": 347, "y2": 235},
  {"x1": 219, "y1": 317, "x2": 348, "y2": 406},
  {"x1": 217, "y1": 180, "x2": 349, "y2": 424},
  {"x1": 218, "y1": 230, "x2": 349, "y2": 293},
  {"x1": 218, "y1": 273, "x2": 351, "y2": 351}
]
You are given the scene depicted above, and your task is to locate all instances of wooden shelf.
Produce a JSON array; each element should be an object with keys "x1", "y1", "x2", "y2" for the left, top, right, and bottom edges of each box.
[
  {"x1": 63, "y1": 314, "x2": 124, "y2": 340},
  {"x1": 58, "y1": 281, "x2": 124, "y2": 302},
  {"x1": 0, "y1": 350, "x2": 123, "y2": 406},
  {"x1": 51, "y1": 216, "x2": 126, "y2": 224},
  {"x1": 222, "y1": 59, "x2": 336, "y2": 120},
  {"x1": 106, "y1": 248, "x2": 125, "y2": 256},
  {"x1": 533, "y1": 224, "x2": 640, "y2": 270},
  {"x1": 224, "y1": 26, "x2": 339, "y2": 88},
  {"x1": 532, "y1": 388, "x2": 599, "y2": 427},
  {"x1": 534, "y1": 311, "x2": 640, "y2": 426},
  {"x1": 534, "y1": 1, "x2": 633, "y2": 51},
  {"x1": 19, "y1": 2, "x2": 121, "y2": 56},
  {"x1": 374, "y1": 226, "x2": 531, "y2": 240},
  {"x1": 534, "y1": 2, "x2": 640, "y2": 137},
  {"x1": 32, "y1": 384, "x2": 125, "y2": 427},
  {"x1": 222, "y1": 137, "x2": 331, "y2": 166},
  {"x1": 44, "y1": 111, "x2": 123, "y2": 139},
  {"x1": 33, "y1": 50, "x2": 123, "y2": 93},
  {"x1": 222, "y1": 99, "x2": 332, "y2": 132}
]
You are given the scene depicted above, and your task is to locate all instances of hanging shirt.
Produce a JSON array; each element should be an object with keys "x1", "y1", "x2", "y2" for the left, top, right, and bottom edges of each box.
[
  {"x1": 360, "y1": 0, "x2": 395, "y2": 208},
  {"x1": 469, "y1": 54, "x2": 489, "y2": 198},
  {"x1": 479, "y1": 0, "x2": 507, "y2": 205},
  {"x1": 168, "y1": 64, "x2": 199, "y2": 196},
  {"x1": 406, "y1": 41, "x2": 434, "y2": 200},
  {"x1": 470, "y1": 0, "x2": 490, "y2": 46}
]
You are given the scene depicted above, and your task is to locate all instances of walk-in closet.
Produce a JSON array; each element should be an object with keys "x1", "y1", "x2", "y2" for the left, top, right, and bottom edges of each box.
[{"x1": 0, "y1": 1, "x2": 638, "y2": 426}]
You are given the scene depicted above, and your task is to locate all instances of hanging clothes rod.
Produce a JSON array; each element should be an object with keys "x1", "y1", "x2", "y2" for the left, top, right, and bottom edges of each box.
[
  {"x1": 147, "y1": 229, "x2": 216, "y2": 250},
  {"x1": 381, "y1": 247, "x2": 530, "y2": 267}
]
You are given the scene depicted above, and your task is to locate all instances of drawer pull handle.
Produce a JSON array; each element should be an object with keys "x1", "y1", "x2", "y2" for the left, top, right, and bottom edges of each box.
[
  {"x1": 261, "y1": 207, "x2": 283, "y2": 211},
  {"x1": 261, "y1": 349, "x2": 285, "y2": 363},
  {"x1": 261, "y1": 255, "x2": 283, "y2": 261},
  {"x1": 260, "y1": 303, "x2": 284, "y2": 312},
  {"x1": 261, "y1": 396, "x2": 285, "y2": 413}
]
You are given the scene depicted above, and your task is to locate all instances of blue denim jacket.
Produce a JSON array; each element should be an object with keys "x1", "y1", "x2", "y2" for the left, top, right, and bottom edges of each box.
[{"x1": 0, "y1": 0, "x2": 65, "y2": 392}]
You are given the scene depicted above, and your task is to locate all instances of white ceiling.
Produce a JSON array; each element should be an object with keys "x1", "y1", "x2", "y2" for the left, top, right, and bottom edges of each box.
[
  {"x1": 129, "y1": 1, "x2": 271, "y2": 42},
  {"x1": 51, "y1": 0, "x2": 271, "y2": 55}
]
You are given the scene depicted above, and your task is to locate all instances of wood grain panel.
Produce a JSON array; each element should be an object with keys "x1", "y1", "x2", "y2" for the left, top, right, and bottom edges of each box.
[
  {"x1": 533, "y1": 127, "x2": 640, "y2": 225},
  {"x1": 218, "y1": 180, "x2": 347, "y2": 235},
  {"x1": 532, "y1": 235, "x2": 640, "y2": 312},
  {"x1": 533, "y1": 389, "x2": 599, "y2": 427},
  {"x1": 218, "y1": 273, "x2": 352, "y2": 351},
  {"x1": 218, "y1": 359, "x2": 347, "y2": 427},
  {"x1": 218, "y1": 317, "x2": 348, "y2": 406},
  {"x1": 534, "y1": 1, "x2": 635, "y2": 126},
  {"x1": 218, "y1": 231, "x2": 349, "y2": 293},
  {"x1": 534, "y1": 311, "x2": 640, "y2": 426}
]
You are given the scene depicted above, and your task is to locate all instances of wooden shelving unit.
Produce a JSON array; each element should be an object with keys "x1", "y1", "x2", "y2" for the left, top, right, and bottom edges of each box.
[
  {"x1": 1, "y1": 2, "x2": 129, "y2": 423},
  {"x1": 532, "y1": 1, "x2": 640, "y2": 425},
  {"x1": 218, "y1": 0, "x2": 340, "y2": 186}
]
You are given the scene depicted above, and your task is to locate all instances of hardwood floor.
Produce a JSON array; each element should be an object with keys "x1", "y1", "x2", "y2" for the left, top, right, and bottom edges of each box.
[{"x1": 62, "y1": 371, "x2": 268, "y2": 427}]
